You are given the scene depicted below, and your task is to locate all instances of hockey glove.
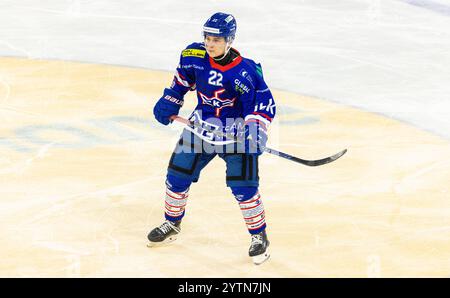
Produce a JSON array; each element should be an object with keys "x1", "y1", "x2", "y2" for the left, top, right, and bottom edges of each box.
[
  {"x1": 153, "y1": 88, "x2": 184, "y2": 125},
  {"x1": 244, "y1": 120, "x2": 268, "y2": 156}
]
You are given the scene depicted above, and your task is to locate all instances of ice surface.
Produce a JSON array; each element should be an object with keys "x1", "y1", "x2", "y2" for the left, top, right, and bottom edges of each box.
[
  {"x1": 1, "y1": 0, "x2": 449, "y2": 138},
  {"x1": 1, "y1": 1, "x2": 450, "y2": 277}
]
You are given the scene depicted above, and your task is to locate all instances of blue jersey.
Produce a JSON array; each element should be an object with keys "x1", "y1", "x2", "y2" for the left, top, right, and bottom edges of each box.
[{"x1": 169, "y1": 42, "x2": 276, "y2": 144}]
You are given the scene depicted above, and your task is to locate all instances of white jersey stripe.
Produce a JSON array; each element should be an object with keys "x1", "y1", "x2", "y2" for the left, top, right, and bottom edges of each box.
[
  {"x1": 256, "y1": 88, "x2": 270, "y2": 93},
  {"x1": 244, "y1": 114, "x2": 271, "y2": 127},
  {"x1": 174, "y1": 71, "x2": 191, "y2": 88}
]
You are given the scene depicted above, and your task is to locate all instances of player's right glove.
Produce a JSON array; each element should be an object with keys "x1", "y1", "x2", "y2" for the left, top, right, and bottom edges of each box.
[{"x1": 153, "y1": 88, "x2": 184, "y2": 125}]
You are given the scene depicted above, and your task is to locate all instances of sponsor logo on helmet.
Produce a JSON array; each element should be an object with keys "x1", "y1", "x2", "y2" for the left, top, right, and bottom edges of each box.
[
  {"x1": 225, "y1": 15, "x2": 234, "y2": 23},
  {"x1": 203, "y1": 26, "x2": 221, "y2": 34}
]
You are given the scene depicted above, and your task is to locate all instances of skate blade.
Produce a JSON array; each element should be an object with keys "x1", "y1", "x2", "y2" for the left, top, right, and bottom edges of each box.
[
  {"x1": 147, "y1": 235, "x2": 178, "y2": 248},
  {"x1": 252, "y1": 249, "x2": 270, "y2": 265}
]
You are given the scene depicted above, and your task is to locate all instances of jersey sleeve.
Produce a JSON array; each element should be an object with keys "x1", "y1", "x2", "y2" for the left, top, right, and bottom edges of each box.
[
  {"x1": 168, "y1": 43, "x2": 205, "y2": 98},
  {"x1": 240, "y1": 63, "x2": 276, "y2": 129}
]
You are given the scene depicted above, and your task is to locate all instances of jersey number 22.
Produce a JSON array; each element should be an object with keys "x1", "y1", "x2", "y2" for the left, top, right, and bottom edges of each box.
[{"x1": 208, "y1": 70, "x2": 223, "y2": 87}]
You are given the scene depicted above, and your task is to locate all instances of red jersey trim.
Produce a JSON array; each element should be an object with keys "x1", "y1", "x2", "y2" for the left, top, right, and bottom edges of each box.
[
  {"x1": 209, "y1": 49, "x2": 243, "y2": 72},
  {"x1": 252, "y1": 112, "x2": 273, "y2": 121}
]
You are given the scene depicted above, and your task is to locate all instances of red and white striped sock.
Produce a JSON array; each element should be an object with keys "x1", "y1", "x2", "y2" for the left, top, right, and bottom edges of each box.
[
  {"x1": 164, "y1": 187, "x2": 189, "y2": 221},
  {"x1": 238, "y1": 192, "x2": 266, "y2": 234}
]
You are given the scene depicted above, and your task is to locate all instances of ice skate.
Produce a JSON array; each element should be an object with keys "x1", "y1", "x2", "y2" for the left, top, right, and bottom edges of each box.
[
  {"x1": 249, "y1": 230, "x2": 270, "y2": 265},
  {"x1": 147, "y1": 220, "x2": 181, "y2": 247}
]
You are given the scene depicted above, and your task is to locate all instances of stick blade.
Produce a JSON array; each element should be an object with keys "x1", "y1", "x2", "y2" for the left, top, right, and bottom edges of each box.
[{"x1": 305, "y1": 149, "x2": 347, "y2": 166}]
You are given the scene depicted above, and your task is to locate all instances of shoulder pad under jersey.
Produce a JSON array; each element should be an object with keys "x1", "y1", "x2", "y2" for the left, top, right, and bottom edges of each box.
[
  {"x1": 241, "y1": 58, "x2": 264, "y2": 79},
  {"x1": 181, "y1": 42, "x2": 207, "y2": 59}
]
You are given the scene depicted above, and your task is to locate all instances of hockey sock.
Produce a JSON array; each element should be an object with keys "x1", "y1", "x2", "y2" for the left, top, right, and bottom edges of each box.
[
  {"x1": 232, "y1": 187, "x2": 267, "y2": 235},
  {"x1": 164, "y1": 174, "x2": 191, "y2": 222},
  {"x1": 164, "y1": 187, "x2": 189, "y2": 222}
]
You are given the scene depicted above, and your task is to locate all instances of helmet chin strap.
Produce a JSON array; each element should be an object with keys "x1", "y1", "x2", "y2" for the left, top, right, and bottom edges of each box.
[{"x1": 212, "y1": 41, "x2": 233, "y2": 61}]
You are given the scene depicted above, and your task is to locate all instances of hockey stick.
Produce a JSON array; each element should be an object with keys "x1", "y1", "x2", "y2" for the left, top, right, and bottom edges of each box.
[{"x1": 169, "y1": 115, "x2": 347, "y2": 167}]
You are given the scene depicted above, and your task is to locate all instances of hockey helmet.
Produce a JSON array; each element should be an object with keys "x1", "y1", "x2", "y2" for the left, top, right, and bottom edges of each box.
[{"x1": 203, "y1": 12, "x2": 237, "y2": 43}]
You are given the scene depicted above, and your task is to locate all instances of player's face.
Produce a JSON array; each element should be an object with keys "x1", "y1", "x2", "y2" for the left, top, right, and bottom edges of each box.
[{"x1": 204, "y1": 35, "x2": 227, "y2": 58}]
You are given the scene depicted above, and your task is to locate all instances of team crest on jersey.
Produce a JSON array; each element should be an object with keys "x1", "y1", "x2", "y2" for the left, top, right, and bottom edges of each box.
[
  {"x1": 182, "y1": 49, "x2": 206, "y2": 58},
  {"x1": 199, "y1": 89, "x2": 236, "y2": 117}
]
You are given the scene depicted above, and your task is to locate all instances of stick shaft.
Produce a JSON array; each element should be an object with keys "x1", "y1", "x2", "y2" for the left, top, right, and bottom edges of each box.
[{"x1": 169, "y1": 115, "x2": 346, "y2": 166}]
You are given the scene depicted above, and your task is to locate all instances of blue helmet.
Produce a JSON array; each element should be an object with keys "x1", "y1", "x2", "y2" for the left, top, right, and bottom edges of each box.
[{"x1": 203, "y1": 12, "x2": 237, "y2": 43}]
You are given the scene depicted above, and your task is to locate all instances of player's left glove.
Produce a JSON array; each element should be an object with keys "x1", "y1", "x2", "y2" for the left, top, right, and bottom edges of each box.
[{"x1": 244, "y1": 120, "x2": 268, "y2": 156}]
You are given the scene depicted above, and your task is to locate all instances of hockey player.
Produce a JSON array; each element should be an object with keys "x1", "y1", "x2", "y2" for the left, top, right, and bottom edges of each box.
[{"x1": 148, "y1": 12, "x2": 276, "y2": 265}]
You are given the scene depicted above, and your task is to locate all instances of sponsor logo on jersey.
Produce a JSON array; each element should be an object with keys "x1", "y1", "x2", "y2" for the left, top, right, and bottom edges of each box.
[
  {"x1": 239, "y1": 68, "x2": 254, "y2": 86},
  {"x1": 187, "y1": 110, "x2": 228, "y2": 145},
  {"x1": 254, "y1": 97, "x2": 276, "y2": 115},
  {"x1": 185, "y1": 111, "x2": 245, "y2": 147},
  {"x1": 239, "y1": 69, "x2": 249, "y2": 78},
  {"x1": 198, "y1": 89, "x2": 236, "y2": 117},
  {"x1": 234, "y1": 79, "x2": 251, "y2": 94},
  {"x1": 182, "y1": 49, "x2": 206, "y2": 58},
  {"x1": 182, "y1": 64, "x2": 204, "y2": 70}
]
